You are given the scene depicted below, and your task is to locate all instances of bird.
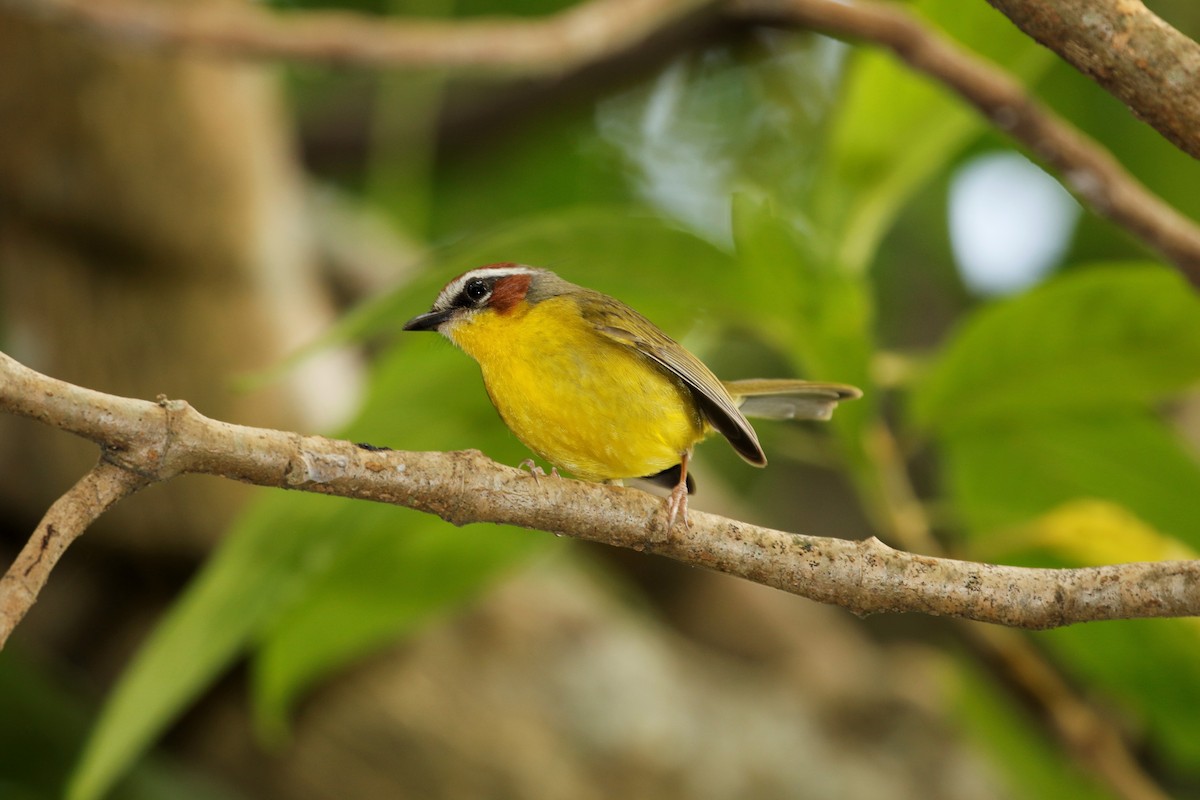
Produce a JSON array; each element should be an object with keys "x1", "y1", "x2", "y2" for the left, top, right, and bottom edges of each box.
[{"x1": 403, "y1": 263, "x2": 861, "y2": 527}]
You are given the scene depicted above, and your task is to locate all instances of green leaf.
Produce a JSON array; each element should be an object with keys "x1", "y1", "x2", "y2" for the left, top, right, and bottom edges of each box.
[
  {"x1": 242, "y1": 207, "x2": 740, "y2": 394},
  {"x1": 1039, "y1": 619, "x2": 1200, "y2": 776},
  {"x1": 731, "y1": 192, "x2": 872, "y2": 379},
  {"x1": 0, "y1": 653, "x2": 238, "y2": 800},
  {"x1": 430, "y1": 208, "x2": 745, "y2": 327},
  {"x1": 944, "y1": 412, "x2": 1200, "y2": 546},
  {"x1": 431, "y1": 97, "x2": 630, "y2": 242},
  {"x1": 323, "y1": 206, "x2": 743, "y2": 350},
  {"x1": 911, "y1": 264, "x2": 1200, "y2": 434},
  {"x1": 594, "y1": 33, "x2": 843, "y2": 249},
  {"x1": 731, "y1": 191, "x2": 875, "y2": 462},
  {"x1": 816, "y1": 48, "x2": 979, "y2": 273},
  {"x1": 919, "y1": 265, "x2": 1200, "y2": 783},
  {"x1": 992, "y1": 502, "x2": 1200, "y2": 778},
  {"x1": 989, "y1": 503, "x2": 1200, "y2": 777},
  {"x1": 251, "y1": 501, "x2": 544, "y2": 740},
  {"x1": 813, "y1": 0, "x2": 1054, "y2": 274},
  {"x1": 915, "y1": 0, "x2": 1056, "y2": 71},
  {"x1": 730, "y1": 191, "x2": 817, "y2": 329},
  {"x1": 66, "y1": 496, "x2": 346, "y2": 800}
]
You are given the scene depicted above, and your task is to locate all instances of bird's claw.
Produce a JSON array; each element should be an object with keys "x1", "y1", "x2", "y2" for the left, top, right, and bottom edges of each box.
[
  {"x1": 519, "y1": 459, "x2": 559, "y2": 484},
  {"x1": 666, "y1": 483, "x2": 691, "y2": 529}
]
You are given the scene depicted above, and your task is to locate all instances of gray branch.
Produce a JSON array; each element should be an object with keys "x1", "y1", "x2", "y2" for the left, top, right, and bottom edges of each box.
[
  {"x1": 986, "y1": 0, "x2": 1200, "y2": 160},
  {"x1": 3, "y1": 349, "x2": 1199, "y2": 649}
]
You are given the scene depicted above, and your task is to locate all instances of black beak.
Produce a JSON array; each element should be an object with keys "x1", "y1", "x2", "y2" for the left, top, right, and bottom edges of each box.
[{"x1": 403, "y1": 308, "x2": 452, "y2": 331}]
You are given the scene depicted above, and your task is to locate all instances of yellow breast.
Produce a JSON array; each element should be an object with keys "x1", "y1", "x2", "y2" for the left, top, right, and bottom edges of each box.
[{"x1": 446, "y1": 295, "x2": 705, "y2": 482}]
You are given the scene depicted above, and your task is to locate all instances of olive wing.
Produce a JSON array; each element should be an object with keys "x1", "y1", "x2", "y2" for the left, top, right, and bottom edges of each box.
[{"x1": 581, "y1": 297, "x2": 767, "y2": 466}]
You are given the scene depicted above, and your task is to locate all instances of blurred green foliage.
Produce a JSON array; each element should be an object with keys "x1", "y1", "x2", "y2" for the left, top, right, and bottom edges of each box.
[
  {"x1": 47, "y1": 0, "x2": 1200, "y2": 798},
  {"x1": 910, "y1": 265, "x2": 1200, "y2": 789},
  {"x1": 951, "y1": 658, "x2": 1110, "y2": 800},
  {"x1": 0, "y1": 656, "x2": 240, "y2": 800}
]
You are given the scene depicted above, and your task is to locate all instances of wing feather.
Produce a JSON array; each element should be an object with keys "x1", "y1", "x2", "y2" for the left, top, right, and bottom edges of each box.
[{"x1": 580, "y1": 295, "x2": 766, "y2": 466}]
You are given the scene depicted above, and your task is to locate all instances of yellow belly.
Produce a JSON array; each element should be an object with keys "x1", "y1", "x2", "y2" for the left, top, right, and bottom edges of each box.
[{"x1": 447, "y1": 295, "x2": 705, "y2": 481}]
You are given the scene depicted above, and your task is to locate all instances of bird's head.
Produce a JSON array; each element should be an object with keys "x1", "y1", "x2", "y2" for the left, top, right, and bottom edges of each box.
[{"x1": 403, "y1": 263, "x2": 572, "y2": 338}]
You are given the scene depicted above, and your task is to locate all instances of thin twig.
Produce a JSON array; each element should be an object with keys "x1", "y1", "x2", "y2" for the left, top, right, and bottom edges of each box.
[
  {"x1": 730, "y1": 0, "x2": 1200, "y2": 284},
  {"x1": 0, "y1": 461, "x2": 148, "y2": 645},
  {"x1": 986, "y1": 0, "x2": 1200, "y2": 160},
  {"x1": 3, "y1": 349, "x2": 1200, "y2": 653}
]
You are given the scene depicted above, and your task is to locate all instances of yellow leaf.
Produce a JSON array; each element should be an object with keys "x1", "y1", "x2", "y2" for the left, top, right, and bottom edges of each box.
[{"x1": 1024, "y1": 500, "x2": 1195, "y2": 566}]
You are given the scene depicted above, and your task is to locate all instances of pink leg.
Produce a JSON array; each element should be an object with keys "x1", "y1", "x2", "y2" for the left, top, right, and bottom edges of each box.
[{"x1": 665, "y1": 451, "x2": 692, "y2": 528}]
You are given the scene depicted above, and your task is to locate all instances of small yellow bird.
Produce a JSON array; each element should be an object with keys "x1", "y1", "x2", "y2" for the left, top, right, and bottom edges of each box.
[{"x1": 404, "y1": 264, "x2": 861, "y2": 526}]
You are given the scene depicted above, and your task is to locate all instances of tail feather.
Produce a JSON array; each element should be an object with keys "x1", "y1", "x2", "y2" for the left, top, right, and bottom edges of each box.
[{"x1": 722, "y1": 379, "x2": 862, "y2": 422}]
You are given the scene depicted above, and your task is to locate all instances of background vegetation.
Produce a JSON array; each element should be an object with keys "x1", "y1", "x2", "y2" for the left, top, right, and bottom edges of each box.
[{"x1": 2, "y1": 0, "x2": 1199, "y2": 798}]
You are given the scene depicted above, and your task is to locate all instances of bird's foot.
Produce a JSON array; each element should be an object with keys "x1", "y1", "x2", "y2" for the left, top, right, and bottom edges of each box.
[
  {"x1": 519, "y1": 459, "x2": 559, "y2": 484},
  {"x1": 666, "y1": 481, "x2": 691, "y2": 529}
]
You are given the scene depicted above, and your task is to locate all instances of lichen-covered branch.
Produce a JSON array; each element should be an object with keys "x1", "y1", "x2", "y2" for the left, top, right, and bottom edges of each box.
[
  {"x1": 2, "y1": 349, "x2": 1199, "y2": 650},
  {"x1": 986, "y1": 0, "x2": 1200, "y2": 161}
]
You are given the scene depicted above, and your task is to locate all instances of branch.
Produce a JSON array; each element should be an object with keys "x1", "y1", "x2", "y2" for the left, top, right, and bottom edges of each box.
[
  {"x1": 0, "y1": 0, "x2": 716, "y2": 72},
  {"x1": 3, "y1": 349, "x2": 1200, "y2": 651},
  {"x1": 0, "y1": 461, "x2": 147, "y2": 644},
  {"x1": 730, "y1": 0, "x2": 1200, "y2": 284},
  {"x1": 985, "y1": 0, "x2": 1200, "y2": 161}
]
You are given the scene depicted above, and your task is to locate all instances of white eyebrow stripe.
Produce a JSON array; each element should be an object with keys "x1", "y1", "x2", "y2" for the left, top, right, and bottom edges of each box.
[{"x1": 433, "y1": 265, "x2": 541, "y2": 309}]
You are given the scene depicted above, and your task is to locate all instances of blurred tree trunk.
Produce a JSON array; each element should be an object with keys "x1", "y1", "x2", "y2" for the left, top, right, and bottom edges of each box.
[{"x1": 0, "y1": 1, "x2": 359, "y2": 556}]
